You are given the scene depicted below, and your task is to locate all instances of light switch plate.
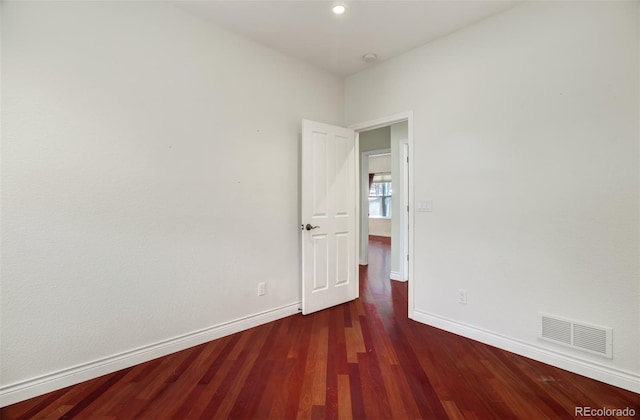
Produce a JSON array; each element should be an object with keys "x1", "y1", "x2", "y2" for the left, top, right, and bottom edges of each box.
[{"x1": 417, "y1": 200, "x2": 433, "y2": 212}]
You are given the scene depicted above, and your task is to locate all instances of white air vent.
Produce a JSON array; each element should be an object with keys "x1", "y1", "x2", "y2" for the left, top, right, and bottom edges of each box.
[
  {"x1": 539, "y1": 313, "x2": 612, "y2": 359},
  {"x1": 540, "y1": 315, "x2": 571, "y2": 345}
]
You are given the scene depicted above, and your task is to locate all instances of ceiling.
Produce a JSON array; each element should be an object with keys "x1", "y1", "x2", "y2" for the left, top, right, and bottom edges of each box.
[{"x1": 173, "y1": 0, "x2": 519, "y2": 77}]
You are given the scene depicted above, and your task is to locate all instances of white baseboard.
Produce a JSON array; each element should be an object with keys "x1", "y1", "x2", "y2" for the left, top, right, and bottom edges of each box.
[
  {"x1": 390, "y1": 271, "x2": 406, "y2": 281},
  {"x1": 0, "y1": 302, "x2": 301, "y2": 407},
  {"x1": 411, "y1": 310, "x2": 640, "y2": 394}
]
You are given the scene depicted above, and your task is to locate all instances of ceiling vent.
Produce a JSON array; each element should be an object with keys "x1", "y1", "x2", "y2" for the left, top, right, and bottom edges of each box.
[{"x1": 538, "y1": 313, "x2": 612, "y2": 359}]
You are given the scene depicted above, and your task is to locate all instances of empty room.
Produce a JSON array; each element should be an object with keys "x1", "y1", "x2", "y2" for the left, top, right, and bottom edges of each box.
[{"x1": 1, "y1": 0, "x2": 639, "y2": 418}]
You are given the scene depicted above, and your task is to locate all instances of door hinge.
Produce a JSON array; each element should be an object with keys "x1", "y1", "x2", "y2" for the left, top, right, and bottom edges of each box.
[
  {"x1": 407, "y1": 254, "x2": 409, "y2": 261},
  {"x1": 407, "y1": 205, "x2": 409, "y2": 212},
  {"x1": 407, "y1": 156, "x2": 409, "y2": 163}
]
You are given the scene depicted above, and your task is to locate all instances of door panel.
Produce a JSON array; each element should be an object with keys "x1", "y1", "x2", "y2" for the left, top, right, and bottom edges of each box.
[
  {"x1": 302, "y1": 120, "x2": 356, "y2": 315},
  {"x1": 312, "y1": 234, "x2": 329, "y2": 291}
]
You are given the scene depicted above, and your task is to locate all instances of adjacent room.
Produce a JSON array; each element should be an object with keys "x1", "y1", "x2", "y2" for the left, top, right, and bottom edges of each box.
[{"x1": 1, "y1": 0, "x2": 638, "y2": 417}]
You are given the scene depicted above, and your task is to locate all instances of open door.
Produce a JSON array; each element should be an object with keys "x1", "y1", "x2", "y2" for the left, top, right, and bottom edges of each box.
[{"x1": 301, "y1": 120, "x2": 357, "y2": 315}]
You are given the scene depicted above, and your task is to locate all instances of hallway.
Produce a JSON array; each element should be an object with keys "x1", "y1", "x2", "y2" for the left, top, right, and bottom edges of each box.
[{"x1": 2, "y1": 238, "x2": 637, "y2": 419}]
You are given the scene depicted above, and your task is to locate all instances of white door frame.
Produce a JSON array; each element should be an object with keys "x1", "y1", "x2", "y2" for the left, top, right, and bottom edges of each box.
[
  {"x1": 400, "y1": 139, "x2": 409, "y2": 281},
  {"x1": 359, "y1": 147, "x2": 391, "y2": 266},
  {"x1": 350, "y1": 111, "x2": 414, "y2": 318}
]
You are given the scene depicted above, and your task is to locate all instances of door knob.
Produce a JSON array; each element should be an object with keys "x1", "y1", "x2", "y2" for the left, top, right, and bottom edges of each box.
[{"x1": 305, "y1": 224, "x2": 320, "y2": 231}]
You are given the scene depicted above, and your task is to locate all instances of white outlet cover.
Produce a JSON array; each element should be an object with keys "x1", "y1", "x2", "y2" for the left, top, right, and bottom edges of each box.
[{"x1": 457, "y1": 289, "x2": 467, "y2": 304}]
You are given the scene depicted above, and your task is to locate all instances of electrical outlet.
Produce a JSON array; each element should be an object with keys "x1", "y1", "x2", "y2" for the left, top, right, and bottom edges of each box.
[
  {"x1": 457, "y1": 289, "x2": 467, "y2": 305},
  {"x1": 258, "y1": 282, "x2": 266, "y2": 296}
]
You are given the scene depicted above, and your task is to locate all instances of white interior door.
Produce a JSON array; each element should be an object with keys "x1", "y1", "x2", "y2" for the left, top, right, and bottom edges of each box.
[{"x1": 301, "y1": 119, "x2": 357, "y2": 315}]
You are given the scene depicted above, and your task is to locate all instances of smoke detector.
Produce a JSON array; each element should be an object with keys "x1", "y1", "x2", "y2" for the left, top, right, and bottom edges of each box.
[{"x1": 362, "y1": 53, "x2": 378, "y2": 63}]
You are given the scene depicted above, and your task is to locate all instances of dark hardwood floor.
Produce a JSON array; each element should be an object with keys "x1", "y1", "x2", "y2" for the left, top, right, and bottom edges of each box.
[{"x1": 2, "y1": 236, "x2": 638, "y2": 419}]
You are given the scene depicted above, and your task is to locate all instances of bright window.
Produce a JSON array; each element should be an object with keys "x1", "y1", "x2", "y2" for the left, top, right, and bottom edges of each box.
[{"x1": 369, "y1": 173, "x2": 392, "y2": 218}]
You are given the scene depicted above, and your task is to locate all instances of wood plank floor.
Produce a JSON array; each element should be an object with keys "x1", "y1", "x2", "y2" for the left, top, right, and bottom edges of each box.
[{"x1": 2, "y1": 237, "x2": 638, "y2": 419}]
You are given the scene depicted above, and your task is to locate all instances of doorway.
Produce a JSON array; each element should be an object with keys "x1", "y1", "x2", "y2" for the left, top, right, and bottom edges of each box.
[
  {"x1": 359, "y1": 147, "x2": 391, "y2": 266},
  {"x1": 350, "y1": 111, "x2": 414, "y2": 318}
]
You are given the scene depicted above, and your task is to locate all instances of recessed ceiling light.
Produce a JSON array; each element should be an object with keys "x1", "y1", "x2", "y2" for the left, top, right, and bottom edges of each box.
[{"x1": 332, "y1": 4, "x2": 346, "y2": 15}]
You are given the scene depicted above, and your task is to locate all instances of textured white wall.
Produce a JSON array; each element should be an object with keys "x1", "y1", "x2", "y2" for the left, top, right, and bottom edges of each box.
[
  {"x1": 1, "y1": 1, "x2": 342, "y2": 390},
  {"x1": 346, "y1": 1, "x2": 639, "y2": 383}
]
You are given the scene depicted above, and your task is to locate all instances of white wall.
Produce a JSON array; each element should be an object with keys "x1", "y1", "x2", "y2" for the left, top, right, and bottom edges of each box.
[
  {"x1": 369, "y1": 219, "x2": 391, "y2": 238},
  {"x1": 346, "y1": 1, "x2": 639, "y2": 391},
  {"x1": 359, "y1": 126, "x2": 390, "y2": 152},
  {"x1": 1, "y1": 1, "x2": 343, "y2": 403}
]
